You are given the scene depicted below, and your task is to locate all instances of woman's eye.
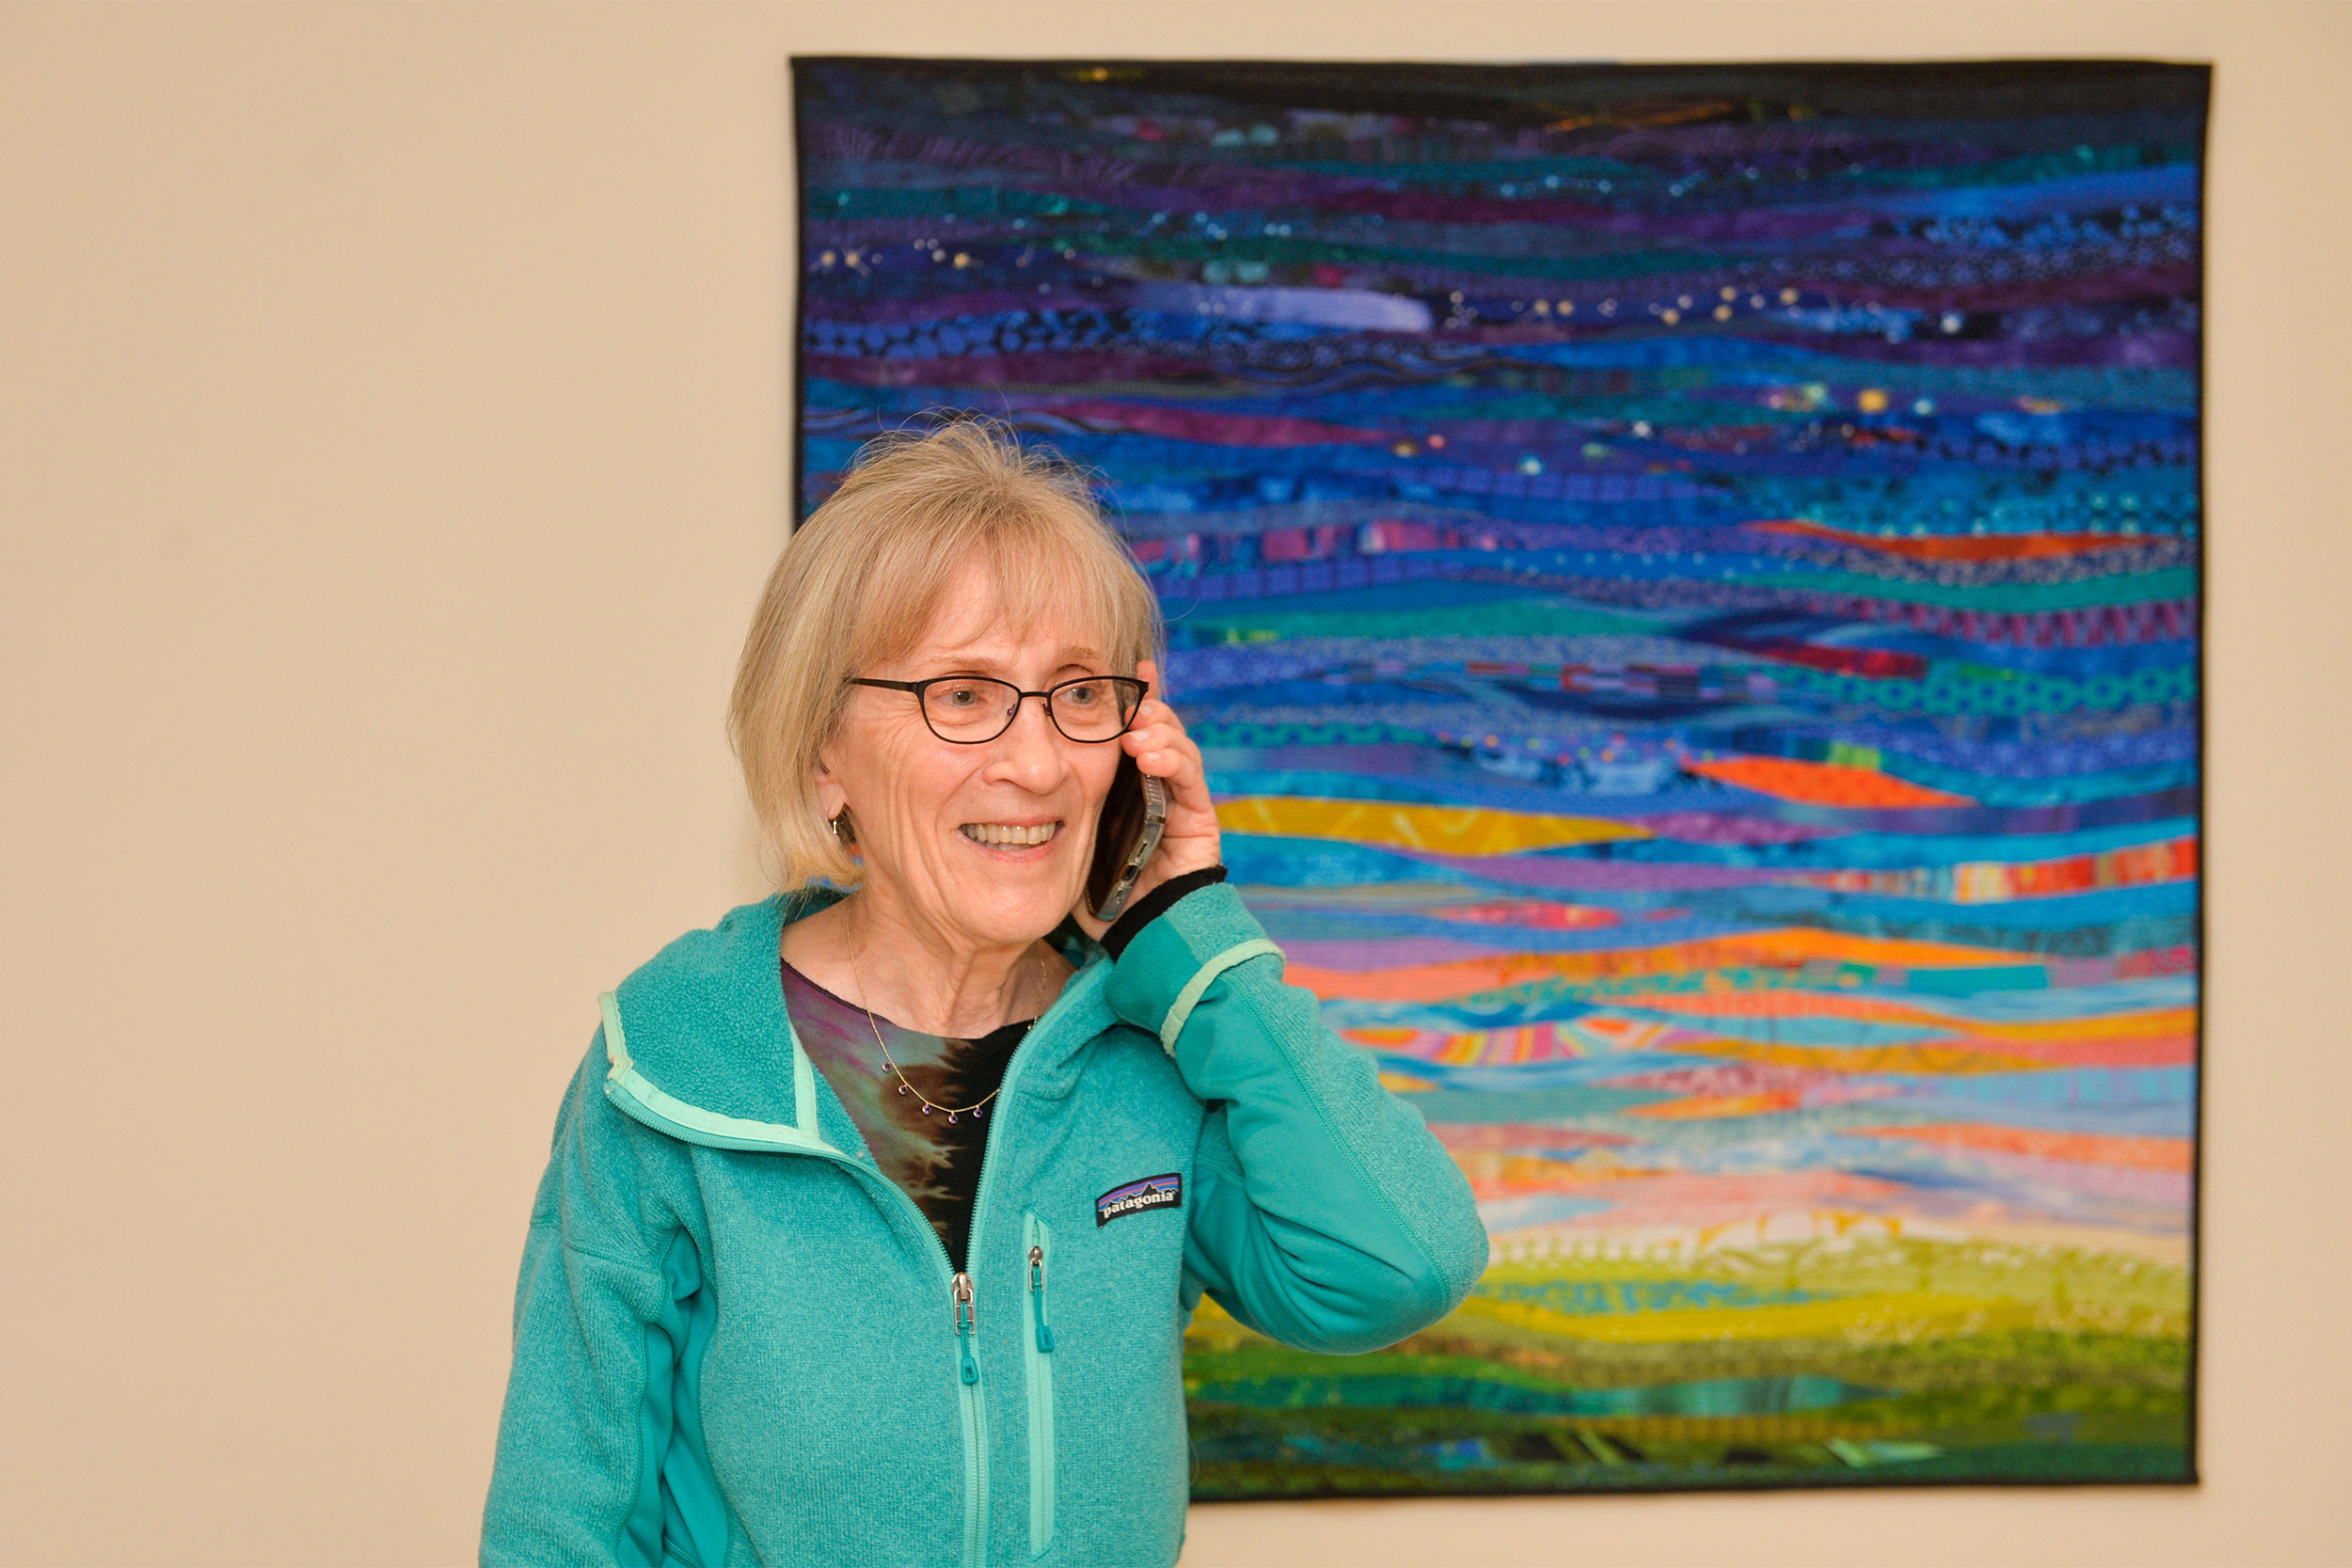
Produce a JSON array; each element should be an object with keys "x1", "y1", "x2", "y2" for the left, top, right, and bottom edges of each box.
[
  {"x1": 938, "y1": 684, "x2": 983, "y2": 708},
  {"x1": 1061, "y1": 682, "x2": 1104, "y2": 707}
]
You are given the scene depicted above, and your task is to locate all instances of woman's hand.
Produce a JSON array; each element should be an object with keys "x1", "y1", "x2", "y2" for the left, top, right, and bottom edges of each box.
[{"x1": 1072, "y1": 657, "x2": 1221, "y2": 941}]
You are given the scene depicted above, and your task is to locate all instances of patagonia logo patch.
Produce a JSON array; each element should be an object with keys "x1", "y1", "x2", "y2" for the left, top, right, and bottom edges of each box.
[{"x1": 1096, "y1": 1173, "x2": 1182, "y2": 1227}]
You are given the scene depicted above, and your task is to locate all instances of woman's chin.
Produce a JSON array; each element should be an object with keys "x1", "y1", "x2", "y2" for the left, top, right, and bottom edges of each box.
[{"x1": 932, "y1": 870, "x2": 1080, "y2": 946}]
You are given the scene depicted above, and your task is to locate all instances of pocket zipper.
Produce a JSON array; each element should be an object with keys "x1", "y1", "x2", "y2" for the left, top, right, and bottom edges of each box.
[
  {"x1": 1022, "y1": 1213, "x2": 1057, "y2": 1558},
  {"x1": 1027, "y1": 1245, "x2": 1056, "y2": 1352}
]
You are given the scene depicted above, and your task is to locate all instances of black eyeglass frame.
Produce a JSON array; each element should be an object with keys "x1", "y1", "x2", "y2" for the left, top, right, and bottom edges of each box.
[{"x1": 844, "y1": 673, "x2": 1150, "y2": 745}]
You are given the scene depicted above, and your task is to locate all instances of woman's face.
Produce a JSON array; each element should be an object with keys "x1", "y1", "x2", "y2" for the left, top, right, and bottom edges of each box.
[{"x1": 818, "y1": 555, "x2": 1127, "y2": 951}]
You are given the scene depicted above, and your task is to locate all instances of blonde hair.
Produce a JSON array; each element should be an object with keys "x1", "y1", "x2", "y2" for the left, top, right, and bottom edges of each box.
[{"x1": 729, "y1": 419, "x2": 1163, "y2": 891}]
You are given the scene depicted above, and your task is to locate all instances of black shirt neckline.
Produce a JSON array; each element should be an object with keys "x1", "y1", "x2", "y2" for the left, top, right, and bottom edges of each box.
[{"x1": 779, "y1": 957, "x2": 1035, "y2": 1051}]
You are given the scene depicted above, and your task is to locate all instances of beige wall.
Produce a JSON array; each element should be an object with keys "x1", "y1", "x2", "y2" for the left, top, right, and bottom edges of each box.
[{"x1": 2, "y1": 2, "x2": 2344, "y2": 1563}]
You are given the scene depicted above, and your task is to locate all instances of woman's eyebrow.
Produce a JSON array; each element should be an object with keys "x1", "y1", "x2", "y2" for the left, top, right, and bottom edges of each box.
[{"x1": 919, "y1": 645, "x2": 1104, "y2": 675}]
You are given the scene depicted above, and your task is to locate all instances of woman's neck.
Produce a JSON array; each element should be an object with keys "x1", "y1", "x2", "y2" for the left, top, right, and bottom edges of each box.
[{"x1": 781, "y1": 884, "x2": 1066, "y2": 1038}]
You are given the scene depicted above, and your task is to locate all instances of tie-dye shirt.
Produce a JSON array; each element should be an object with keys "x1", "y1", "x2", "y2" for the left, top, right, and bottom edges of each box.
[{"x1": 779, "y1": 959, "x2": 1031, "y2": 1273}]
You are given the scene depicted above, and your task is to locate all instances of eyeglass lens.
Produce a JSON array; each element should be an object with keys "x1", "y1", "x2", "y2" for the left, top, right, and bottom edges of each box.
[{"x1": 921, "y1": 677, "x2": 1140, "y2": 742}]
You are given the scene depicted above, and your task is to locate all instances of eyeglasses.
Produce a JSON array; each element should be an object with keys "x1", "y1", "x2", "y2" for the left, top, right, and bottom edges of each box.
[{"x1": 845, "y1": 673, "x2": 1148, "y2": 745}]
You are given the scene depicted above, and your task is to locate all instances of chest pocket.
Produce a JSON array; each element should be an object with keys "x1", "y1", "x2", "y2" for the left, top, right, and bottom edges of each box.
[{"x1": 1017, "y1": 1038, "x2": 1199, "y2": 1560}]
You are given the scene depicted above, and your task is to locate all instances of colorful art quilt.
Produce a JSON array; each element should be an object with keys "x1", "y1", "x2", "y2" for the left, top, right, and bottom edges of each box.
[{"x1": 791, "y1": 59, "x2": 2205, "y2": 1495}]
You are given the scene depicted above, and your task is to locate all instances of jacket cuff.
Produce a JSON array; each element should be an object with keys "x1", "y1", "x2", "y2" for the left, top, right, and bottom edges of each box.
[
  {"x1": 1099, "y1": 865, "x2": 1228, "y2": 960},
  {"x1": 1102, "y1": 879, "x2": 1279, "y2": 1046}
]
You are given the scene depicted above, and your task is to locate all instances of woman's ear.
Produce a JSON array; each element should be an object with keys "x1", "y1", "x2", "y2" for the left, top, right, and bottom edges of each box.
[{"x1": 812, "y1": 751, "x2": 846, "y2": 824}]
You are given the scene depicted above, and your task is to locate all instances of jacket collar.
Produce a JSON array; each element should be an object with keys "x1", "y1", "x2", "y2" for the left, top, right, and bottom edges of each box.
[{"x1": 599, "y1": 887, "x2": 1116, "y2": 1156}]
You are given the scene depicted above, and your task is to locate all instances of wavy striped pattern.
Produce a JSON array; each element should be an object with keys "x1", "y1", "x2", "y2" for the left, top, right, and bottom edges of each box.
[{"x1": 794, "y1": 58, "x2": 2204, "y2": 1497}]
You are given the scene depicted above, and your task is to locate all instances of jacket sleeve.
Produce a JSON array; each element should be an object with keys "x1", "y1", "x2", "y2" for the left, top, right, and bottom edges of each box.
[
  {"x1": 480, "y1": 1039, "x2": 721, "y2": 1568},
  {"x1": 1101, "y1": 881, "x2": 1488, "y2": 1354}
]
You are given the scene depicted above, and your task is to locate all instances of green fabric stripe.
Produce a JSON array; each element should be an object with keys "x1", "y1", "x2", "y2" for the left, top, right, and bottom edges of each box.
[
  {"x1": 599, "y1": 990, "x2": 836, "y2": 1155},
  {"x1": 960, "y1": 1377, "x2": 990, "y2": 1568},
  {"x1": 1749, "y1": 565, "x2": 2197, "y2": 612},
  {"x1": 604, "y1": 1072, "x2": 837, "y2": 1155},
  {"x1": 599, "y1": 990, "x2": 632, "y2": 1074},
  {"x1": 793, "y1": 1024, "x2": 819, "y2": 1141},
  {"x1": 1158, "y1": 940, "x2": 1284, "y2": 1055}
]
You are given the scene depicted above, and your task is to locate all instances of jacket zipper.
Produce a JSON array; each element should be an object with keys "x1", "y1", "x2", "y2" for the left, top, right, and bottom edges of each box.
[
  {"x1": 707, "y1": 1143, "x2": 994, "y2": 1566},
  {"x1": 1022, "y1": 1214, "x2": 1057, "y2": 1558},
  {"x1": 825, "y1": 991, "x2": 1068, "y2": 1568},
  {"x1": 951, "y1": 1269, "x2": 987, "y2": 1568},
  {"x1": 941, "y1": 992, "x2": 1056, "y2": 1568},
  {"x1": 612, "y1": 1006, "x2": 1084, "y2": 1568},
  {"x1": 787, "y1": 1122, "x2": 1009, "y2": 1568}
]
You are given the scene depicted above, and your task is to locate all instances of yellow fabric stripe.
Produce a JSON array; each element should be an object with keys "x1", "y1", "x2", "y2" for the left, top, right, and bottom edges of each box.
[{"x1": 1215, "y1": 797, "x2": 1650, "y2": 856}]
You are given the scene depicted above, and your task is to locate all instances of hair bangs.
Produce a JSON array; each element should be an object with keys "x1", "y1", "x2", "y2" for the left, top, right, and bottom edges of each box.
[{"x1": 729, "y1": 418, "x2": 1162, "y2": 892}]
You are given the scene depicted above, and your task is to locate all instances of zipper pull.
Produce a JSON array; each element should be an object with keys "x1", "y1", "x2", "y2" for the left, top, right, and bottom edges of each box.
[
  {"x1": 952, "y1": 1272, "x2": 979, "y2": 1385},
  {"x1": 1027, "y1": 1243, "x2": 1055, "y2": 1353}
]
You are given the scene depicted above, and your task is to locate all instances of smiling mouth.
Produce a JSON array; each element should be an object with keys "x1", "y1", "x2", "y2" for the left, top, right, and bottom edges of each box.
[{"x1": 961, "y1": 821, "x2": 1063, "y2": 848}]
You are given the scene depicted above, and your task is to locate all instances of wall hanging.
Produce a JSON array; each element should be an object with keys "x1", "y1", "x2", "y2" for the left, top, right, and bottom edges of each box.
[{"x1": 792, "y1": 56, "x2": 2205, "y2": 1497}]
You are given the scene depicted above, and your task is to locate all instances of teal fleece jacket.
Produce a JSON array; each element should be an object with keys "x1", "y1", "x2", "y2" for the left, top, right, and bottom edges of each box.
[{"x1": 481, "y1": 881, "x2": 1486, "y2": 1568}]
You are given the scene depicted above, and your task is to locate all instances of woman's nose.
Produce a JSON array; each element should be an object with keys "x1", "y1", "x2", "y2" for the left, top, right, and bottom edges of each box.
[{"x1": 988, "y1": 696, "x2": 1071, "y2": 784}]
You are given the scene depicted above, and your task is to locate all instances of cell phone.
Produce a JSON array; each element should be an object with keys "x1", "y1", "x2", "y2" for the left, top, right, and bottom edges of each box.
[{"x1": 1086, "y1": 753, "x2": 1168, "y2": 924}]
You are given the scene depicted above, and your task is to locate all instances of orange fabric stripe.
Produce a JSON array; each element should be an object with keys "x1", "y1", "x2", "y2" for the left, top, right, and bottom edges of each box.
[{"x1": 1850, "y1": 1123, "x2": 2193, "y2": 1171}]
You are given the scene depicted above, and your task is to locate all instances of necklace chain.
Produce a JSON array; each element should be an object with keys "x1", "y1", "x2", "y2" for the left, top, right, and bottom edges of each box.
[{"x1": 848, "y1": 940, "x2": 1050, "y2": 1127}]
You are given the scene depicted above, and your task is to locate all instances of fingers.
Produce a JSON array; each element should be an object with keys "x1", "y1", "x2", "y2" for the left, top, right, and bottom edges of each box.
[
  {"x1": 1120, "y1": 659, "x2": 1220, "y2": 878},
  {"x1": 1121, "y1": 707, "x2": 1196, "y2": 773},
  {"x1": 1123, "y1": 658, "x2": 1214, "y2": 789},
  {"x1": 1124, "y1": 734, "x2": 1193, "y2": 778},
  {"x1": 1126, "y1": 730, "x2": 1201, "y2": 794}
]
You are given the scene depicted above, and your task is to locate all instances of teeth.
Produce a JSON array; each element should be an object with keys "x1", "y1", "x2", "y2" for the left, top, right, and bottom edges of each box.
[{"x1": 961, "y1": 822, "x2": 1060, "y2": 847}]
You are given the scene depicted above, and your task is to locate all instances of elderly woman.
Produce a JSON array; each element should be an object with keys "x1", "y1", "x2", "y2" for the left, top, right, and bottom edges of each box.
[{"x1": 481, "y1": 421, "x2": 1486, "y2": 1568}]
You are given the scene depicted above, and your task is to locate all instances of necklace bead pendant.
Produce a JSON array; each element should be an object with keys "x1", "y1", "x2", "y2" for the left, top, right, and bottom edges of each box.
[{"x1": 850, "y1": 941, "x2": 1028, "y2": 1126}]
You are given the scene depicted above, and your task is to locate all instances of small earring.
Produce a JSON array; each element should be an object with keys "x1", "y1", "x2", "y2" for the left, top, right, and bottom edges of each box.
[{"x1": 829, "y1": 808, "x2": 856, "y2": 845}]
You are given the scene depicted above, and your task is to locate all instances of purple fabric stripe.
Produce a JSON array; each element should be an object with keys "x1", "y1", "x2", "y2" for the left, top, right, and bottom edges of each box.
[
  {"x1": 1279, "y1": 937, "x2": 1522, "y2": 971},
  {"x1": 1409, "y1": 856, "x2": 1800, "y2": 890},
  {"x1": 802, "y1": 349, "x2": 1211, "y2": 386}
]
